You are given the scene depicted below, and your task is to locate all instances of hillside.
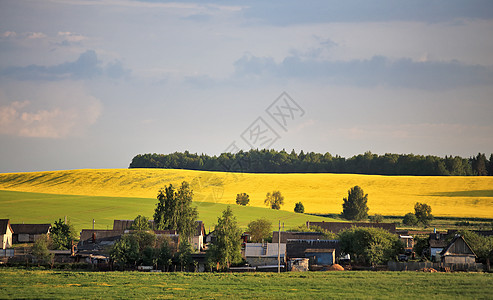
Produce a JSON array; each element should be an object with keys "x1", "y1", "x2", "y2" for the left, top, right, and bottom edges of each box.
[{"x1": 1, "y1": 169, "x2": 493, "y2": 218}]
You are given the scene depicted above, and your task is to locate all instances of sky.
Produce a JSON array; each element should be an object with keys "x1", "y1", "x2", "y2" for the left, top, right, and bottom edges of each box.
[{"x1": 1, "y1": 0, "x2": 493, "y2": 172}]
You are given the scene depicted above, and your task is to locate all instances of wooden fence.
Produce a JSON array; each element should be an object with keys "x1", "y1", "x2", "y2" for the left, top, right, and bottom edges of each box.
[{"x1": 388, "y1": 261, "x2": 484, "y2": 272}]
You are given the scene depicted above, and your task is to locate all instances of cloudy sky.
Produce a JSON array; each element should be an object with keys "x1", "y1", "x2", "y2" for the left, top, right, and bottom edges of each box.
[{"x1": 1, "y1": 0, "x2": 493, "y2": 172}]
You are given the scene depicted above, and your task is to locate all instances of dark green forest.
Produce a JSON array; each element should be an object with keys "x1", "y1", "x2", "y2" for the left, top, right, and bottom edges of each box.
[{"x1": 129, "y1": 150, "x2": 493, "y2": 176}]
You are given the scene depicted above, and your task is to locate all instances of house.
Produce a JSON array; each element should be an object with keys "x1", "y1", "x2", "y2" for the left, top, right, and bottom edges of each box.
[
  {"x1": 11, "y1": 224, "x2": 51, "y2": 243},
  {"x1": 272, "y1": 231, "x2": 326, "y2": 244},
  {"x1": 304, "y1": 248, "x2": 336, "y2": 266},
  {"x1": 244, "y1": 242, "x2": 286, "y2": 267},
  {"x1": 399, "y1": 235, "x2": 414, "y2": 255},
  {"x1": 0, "y1": 219, "x2": 14, "y2": 250},
  {"x1": 429, "y1": 232, "x2": 448, "y2": 261},
  {"x1": 191, "y1": 221, "x2": 205, "y2": 251},
  {"x1": 286, "y1": 239, "x2": 341, "y2": 267},
  {"x1": 441, "y1": 235, "x2": 477, "y2": 264},
  {"x1": 307, "y1": 221, "x2": 396, "y2": 234}
]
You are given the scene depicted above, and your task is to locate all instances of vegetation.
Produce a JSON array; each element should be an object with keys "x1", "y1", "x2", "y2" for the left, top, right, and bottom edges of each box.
[
  {"x1": 294, "y1": 202, "x2": 304, "y2": 213},
  {"x1": 50, "y1": 218, "x2": 77, "y2": 250},
  {"x1": 289, "y1": 224, "x2": 337, "y2": 240},
  {"x1": 235, "y1": 193, "x2": 250, "y2": 206},
  {"x1": 402, "y1": 212, "x2": 419, "y2": 226},
  {"x1": 129, "y1": 150, "x2": 493, "y2": 176},
  {"x1": 207, "y1": 207, "x2": 242, "y2": 270},
  {"x1": 31, "y1": 236, "x2": 54, "y2": 266},
  {"x1": 1, "y1": 169, "x2": 493, "y2": 219},
  {"x1": 338, "y1": 227, "x2": 403, "y2": 266},
  {"x1": 342, "y1": 186, "x2": 369, "y2": 221},
  {"x1": 369, "y1": 214, "x2": 384, "y2": 223},
  {"x1": 454, "y1": 230, "x2": 493, "y2": 265},
  {"x1": 129, "y1": 215, "x2": 151, "y2": 231},
  {"x1": 1, "y1": 270, "x2": 492, "y2": 299},
  {"x1": 414, "y1": 202, "x2": 434, "y2": 226},
  {"x1": 154, "y1": 182, "x2": 198, "y2": 240},
  {"x1": 247, "y1": 218, "x2": 272, "y2": 242},
  {"x1": 264, "y1": 191, "x2": 284, "y2": 210}
]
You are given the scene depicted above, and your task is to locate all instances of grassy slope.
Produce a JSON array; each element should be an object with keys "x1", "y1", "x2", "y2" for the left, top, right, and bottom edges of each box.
[
  {"x1": 1, "y1": 168, "x2": 493, "y2": 218},
  {"x1": 0, "y1": 190, "x2": 336, "y2": 232},
  {"x1": 0, "y1": 270, "x2": 492, "y2": 299}
]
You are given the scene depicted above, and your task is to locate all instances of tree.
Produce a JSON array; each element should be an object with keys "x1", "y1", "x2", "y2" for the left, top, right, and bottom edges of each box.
[
  {"x1": 247, "y1": 219, "x2": 272, "y2": 242},
  {"x1": 235, "y1": 193, "x2": 250, "y2": 206},
  {"x1": 207, "y1": 206, "x2": 242, "y2": 270},
  {"x1": 472, "y1": 153, "x2": 488, "y2": 176},
  {"x1": 338, "y1": 227, "x2": 403, "y2": 266},
  {"x1": 154, "y1": 181, "x2": 198, "y2": 240},
  {"x1": 369, "y1": 214, "x2": 384, "y2": 223},
  {"x1": 402, "y1": 213, "x2": 419, "y2": 226},
  {"x1": 31, "y1": 236, "x2": 54, "y2": 266},
  {"x1": 488, "y1": 154, "x2": 493, "y2": 176},
  {"x1": 294, "y1": 202, "x2": 304, "y2": 213},
  {"x1": 414, "y1": 202, "x2": 433, "y2": 226},
  {"x1": 174, "y1": 240, "x2": 193, "y2": 271},
  {"x1": 110, "y1": 234, "x2": 140, "y2": 269},
  {"x1": 341, "y1": 186, "x2": 369, "y2": 221},
  {"x1": 264, "y1": 191, "x2": 284, "y2": 210},
  {"x1": 130, "y1": 215, "x2": 151, "y2": 231},
  {"x1": 456, "y1": 230, "x2": 493, "y2": 266},
  {"x1": 50, "y1": 218, "x2": 77, "y2": 250}
]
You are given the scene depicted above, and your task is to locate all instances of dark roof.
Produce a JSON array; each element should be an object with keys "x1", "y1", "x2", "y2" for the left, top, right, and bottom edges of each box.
[
  {"x1": 272, "y1": 231, "x2": 325, "y2": 244},
  {"x1": 0, "y1": 219, "x2": 13, "y2": 234},
  {"x1": 307, "y1": 221, "x2": 396, "y2": 234},
  {"x1": 429, "y1": 239, "x2": 448, "y2": 248},
  {"x1": 11, "y1": 224, "x2": 51, "y2": 235},
  {"x1": 286, "y1": 239, "x2": 340, "y2": 259}
]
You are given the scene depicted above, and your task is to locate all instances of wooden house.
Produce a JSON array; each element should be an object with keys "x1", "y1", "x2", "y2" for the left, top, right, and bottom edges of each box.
[
  {"x1": 440, "y1": 235, "x2": 477, "y2": 264},
  {"x1": 11, "y1": 224, "x2": 51, "y2": 243},
  {"x1": 0, "y1": 219, "x2": 14, "y2": 250}
]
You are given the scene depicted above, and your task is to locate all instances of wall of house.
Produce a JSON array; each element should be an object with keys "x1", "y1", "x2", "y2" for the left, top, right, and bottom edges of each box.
[
  {"x1": 443, "y1": 255, "x2": 476, "y2": 264},
  {"x1": 246, "y1": 256, "x2": 284, "y2": 267},
  {"x1": 1, "y1": 232, "x2": 13, "y2": 249}
]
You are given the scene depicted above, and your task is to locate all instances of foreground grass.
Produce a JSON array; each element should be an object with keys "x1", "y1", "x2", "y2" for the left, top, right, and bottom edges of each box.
[
  {"x1": 1, "y1": 168, "x2": 493, "y2": 218},
  {"x1": 0, "y1": 190, "x2": 338, "y2": 232},
  {"x1": 0, "y1": 269, "x2": 491, "y2": 299}
]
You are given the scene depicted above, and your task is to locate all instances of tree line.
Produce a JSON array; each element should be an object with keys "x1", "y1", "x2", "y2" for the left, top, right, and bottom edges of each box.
[{"x1": 129, "y1": 150, "x2": 493, "y2": 176}]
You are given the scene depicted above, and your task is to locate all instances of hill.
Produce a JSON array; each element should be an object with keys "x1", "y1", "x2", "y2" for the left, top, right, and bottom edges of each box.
[{"x1": 0, "y1": 168, "x2": 493, "y2": 219}]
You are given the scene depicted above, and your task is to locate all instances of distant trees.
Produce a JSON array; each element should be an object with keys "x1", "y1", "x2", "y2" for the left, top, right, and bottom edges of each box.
[
  {"x1": 154, "y1": 181, "x2": 198, "y2": 240},
  {"x1": 207, "y1": 207, "x2": 242, "y2": 270},
  {"x1": 247, "y1": 219, "x2": 272, "y2": 242},
  {"x1": 402, "y1": 212, "x2": 419, "y2": 226},
  {"x1": 414, "y1": 202, "x2": 433, "y2": 226},
  {"x1": 50, "y1": 218, "x2": 77, "y2": 250},
  {"x1": 235, "y1": 193, "x2": 250, "y2": 206},
  {"x1": 129, "y1": 150, "x2": 493, "y2": 176},
  {"x1": 341, "y1": 186, "x2": 369, "y2": 221},
  {"x1": 264, "y1": 191, "x2": 284, "y2": 210},
  {"x1": 294, "y1": 202, "x2": 305, "y2": 213},
  {"x1": 369, "y1": 214, "x2": 384, "y2": 223}
]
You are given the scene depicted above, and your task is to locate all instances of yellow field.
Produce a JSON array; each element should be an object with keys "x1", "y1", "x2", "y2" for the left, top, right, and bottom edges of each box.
[{"x1": 0, "y1": 168, "x2": 492, "y2": 218}]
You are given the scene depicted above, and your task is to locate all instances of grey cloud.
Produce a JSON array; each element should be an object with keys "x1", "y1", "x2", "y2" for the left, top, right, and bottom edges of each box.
[{"x1": 234, "y1": 54, "x2": 493, "y2": 89}]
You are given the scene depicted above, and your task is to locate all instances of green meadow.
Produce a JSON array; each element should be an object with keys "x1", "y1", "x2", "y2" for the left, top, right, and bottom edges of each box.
[
  {"x1": 0, "y1": 190, "x2": 338, "y2": 232},
  {"x1": 0, "y1": 269, "x2": 491, "y2": 299}
]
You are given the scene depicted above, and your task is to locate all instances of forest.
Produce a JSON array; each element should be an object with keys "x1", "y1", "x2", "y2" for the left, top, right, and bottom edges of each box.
[{"x1": 129, "y1": 150, "x2": 493, "y2": 176}]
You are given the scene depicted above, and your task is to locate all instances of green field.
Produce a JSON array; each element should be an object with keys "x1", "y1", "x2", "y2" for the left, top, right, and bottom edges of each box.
[
  {"x1": 0, "y1": 190, "x2": 338, "y2": 232},
  {"x1": 0, "y1": 269, "x2": 491, "y2": 299}
]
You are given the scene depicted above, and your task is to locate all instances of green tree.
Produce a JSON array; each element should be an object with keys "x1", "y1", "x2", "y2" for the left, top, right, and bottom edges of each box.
[
  {"x1": 247, "y1": 218, "x2": 272, "y2": 242},
  {"x1": 235, "y1": 193, "x2": 250, "y2": 206},
  {"x1": 264, "y1": 191, "x2": 284, "y2": 210},
  {"x1": 110, "y1": 234, "x2": 140, "y2": 269},
  {"x1": 130, "y1": 215, "x2": 151, "y2": 231},
  {"x1": 31, "y1": 236, "x2": 54, "y2": 266},
  {"x1": 472, "y1": 153, "x2": 488, "y2": 176},
  {"x1": 50, "y1": 218, "x2": 77, "y2": 250},
  {"x1": 338, "y1": 227, "x2": 403, "y2": 266},
  {"x1": 369, "y1": 214, "x2": 384, "y2": 223},
  {"x1": 154, "y1": 181, "x2": 198, "y2": 240},
  {"x1": 414, "y1": 202, "x2": 433, "y2": 226},
  {"x1": 456, "y1": 230, "x2": 493, "y2": 265},
  {"x1": 294, "y1": 202, "x2": 304, "y2": 213},
  {"x1": 341, "y1": 186, "x2": 369, "y2": 221},
  {"x1": 207, "y1": 206, "x2": 242, "y2": 270},
  {"x1": 402, "y1": 213, "x2": 419, "y2": 226},
  {"x1": 174, "y1": 240, "x2": 193, "y2": 271},
  {"x1": 157, "y1": 237, "x2": 173, "y2": 271}
]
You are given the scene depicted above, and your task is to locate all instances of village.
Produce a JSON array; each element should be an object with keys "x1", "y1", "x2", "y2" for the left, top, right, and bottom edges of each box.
[{"x1": 1, "y1": 217, "x2": 489, "y2": 273}]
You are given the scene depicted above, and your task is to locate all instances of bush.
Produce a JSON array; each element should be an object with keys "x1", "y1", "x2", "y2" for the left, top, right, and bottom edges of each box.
[
  {"x1": 403, "y1": 213, "x2": 418, "y2": 226},
  {"x1": 236, "y1": 193, "x2": 250, "y2": 206},
  {"x1": 294, "y1": 202, "x2": 304, "y2": 213}
]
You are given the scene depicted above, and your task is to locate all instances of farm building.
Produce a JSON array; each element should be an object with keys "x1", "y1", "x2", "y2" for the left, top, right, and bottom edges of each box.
[
  {"x1": 304, "y1": 248, "x2": 336, "y2": 266},
  {"x1": 307, "y1": 221, "x2": 396, "y2": 234},
  {"x1": 440, "y1": 235, "x2": 477, "y2": 264},
  {"x1": 0, "y1": 219, "x2": 14, "y2": 250},
  {"x1": 286, "y1": 239, "x2": 341, "y2": 266},
  {"x1": 429, "y1": 232, "x2": 448, "y2": 262},
  {"x1": 11, "y1": 224, "x2": 51, "y2": 243},
  {"x1": 244, "y1": 243, "x2": 286, "y2": 267},
  {"x1": 272, "y1": 231, "x2": 326, "y2": 244}
]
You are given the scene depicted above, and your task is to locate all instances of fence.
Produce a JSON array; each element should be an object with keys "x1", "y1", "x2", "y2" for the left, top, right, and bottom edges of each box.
[{"x1": 388, "y1": 261, "x2": 484, "y2": 272}]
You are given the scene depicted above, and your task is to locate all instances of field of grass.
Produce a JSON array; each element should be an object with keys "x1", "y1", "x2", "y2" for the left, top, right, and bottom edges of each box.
[
  {"x1": 0, "y1": 190, "x2": 337, "y2": 232},
  {"x1": 0, "y1": 269, "x2": 491, "y2": 299},
  {"x1": 1, "y1": 168, "x2": 493, "y2": 218}
]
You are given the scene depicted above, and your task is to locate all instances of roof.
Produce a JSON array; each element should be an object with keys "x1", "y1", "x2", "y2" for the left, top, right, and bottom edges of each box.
[
  {"x1": 272, "y1": 231, "x2": 325, "y2": 243},
  {"x1": 245, "y1": 243, "x2": 286, "y2": 257},
  {"x1": 304, "y1": 248, "x2": 335, "y2": 253},
  {"x1": 0, "y1": 219, "x2": 13, "y2": 234},
  {"x1": 307, "y1": 221, "x2": 396, "y2": 234},
  {"x1": 440, "y1": 235, "x2": 477, "y2": 257},
  {"x1": 429, "y1": 238, "x2": 448, "y2": 248},
  {"x1": 11, "y1": 224, "x2": 51, "y2": 235}
]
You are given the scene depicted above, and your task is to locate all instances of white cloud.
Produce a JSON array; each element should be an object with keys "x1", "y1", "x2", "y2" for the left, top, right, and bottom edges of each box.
[{"x1": 0, "y1": 82, "x2": 102, "y2": 138}]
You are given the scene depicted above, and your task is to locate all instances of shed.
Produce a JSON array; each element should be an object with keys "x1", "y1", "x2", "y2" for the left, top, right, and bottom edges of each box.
[
  {"x1": 0, "y1": 219, "x2": 14, "y2": 250},
  {"x1": 304, "y1": 248, "x2": 336, "y2": 266},
  {"x1": 441, "y1": 235, "x2": 477, "y2": 264},
  {"x1": 11, "y1": 224, "x2": 51, "y2": 243},
  {"x1": 244, "y1": 243, "x2": 286, "y2": 267}
]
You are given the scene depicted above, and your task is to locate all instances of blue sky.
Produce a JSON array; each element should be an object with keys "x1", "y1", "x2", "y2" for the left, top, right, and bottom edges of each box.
[{"x1": 1, "y1": 0, "x2": 492, "y2": 172}]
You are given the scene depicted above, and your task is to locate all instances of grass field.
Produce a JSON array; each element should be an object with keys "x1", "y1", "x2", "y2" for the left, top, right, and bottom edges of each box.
[
  {"x1": 1, "y1": 168, "x2": 493, "y2": 218},
  {"x1": 0, "y1": 269, "x2": 491, "y2": 299},
  {"x1": 0, "y1": 190, "x2": 337, "y2": 232}
]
